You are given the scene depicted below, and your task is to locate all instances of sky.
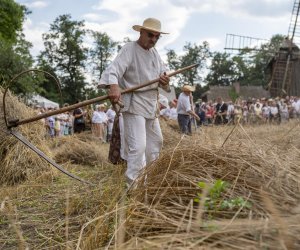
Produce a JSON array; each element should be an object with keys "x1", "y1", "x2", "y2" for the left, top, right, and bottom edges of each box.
[{"x1": 15, "y1": 0, "x2": 294, "y2": 59}]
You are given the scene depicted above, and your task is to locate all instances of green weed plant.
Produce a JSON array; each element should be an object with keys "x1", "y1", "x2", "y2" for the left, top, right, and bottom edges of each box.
[{"x1": 194, "y1": 179, "x2": 251, "y2": 212}]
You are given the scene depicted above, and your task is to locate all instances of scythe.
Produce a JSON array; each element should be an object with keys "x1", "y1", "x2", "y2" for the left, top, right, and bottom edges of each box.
[{"x1": 2, "y1": 64, "x2": 199, "y2": 184}]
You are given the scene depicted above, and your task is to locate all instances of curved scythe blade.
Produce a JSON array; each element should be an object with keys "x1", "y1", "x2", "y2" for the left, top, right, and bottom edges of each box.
[{"x1": 10, "y1": 130, "x2": 93, "y2": 185}]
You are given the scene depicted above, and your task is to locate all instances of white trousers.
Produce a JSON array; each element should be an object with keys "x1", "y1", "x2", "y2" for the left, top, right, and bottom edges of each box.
[{"x1": 122, "y1": 112, "x2": 163, "y2": 181}]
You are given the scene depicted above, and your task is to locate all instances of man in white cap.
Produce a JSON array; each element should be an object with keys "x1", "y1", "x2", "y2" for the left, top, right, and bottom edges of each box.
[
  {"x1": 99, "y1": 18, "x2": 170, "y2": 185},
  {"x1": 177, "y1": 84, "x2": 200, "y2": 134}
]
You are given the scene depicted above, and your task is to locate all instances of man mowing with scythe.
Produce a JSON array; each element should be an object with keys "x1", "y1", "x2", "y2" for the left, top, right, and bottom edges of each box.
[{"x1": 99, "y1": 18, "x2": 171, "y2": 186}]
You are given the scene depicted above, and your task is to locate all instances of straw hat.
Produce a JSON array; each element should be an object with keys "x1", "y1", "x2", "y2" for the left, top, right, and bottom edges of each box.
[
  {"x1": 132, "y1": 18, "x2": 169, "y2": 34},
  {"x1": 181, "y1": 84, "x2": 195, "y2": 92}
]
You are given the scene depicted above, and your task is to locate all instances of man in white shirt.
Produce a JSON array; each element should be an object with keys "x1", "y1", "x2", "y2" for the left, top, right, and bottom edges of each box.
[
  {"x1": 169, "y1": 100, "x2": 178, "y2": 120},
  {"x1": 294, "y1": 97, "x2": 300, "y2": 118},
  {"x1": 106, "y1": 106, "x2": 116, "y2": 142},
  {"x1": 177, "y1": 84, "x2": 200, "y2": 134},
  {"x1": 92, "y1": 104, "x2": 108, "y2": 142},
  {"x1": 99, "y1": 18, "x2": 170, "y2": 184},
  {"x1": 159, "y1": 94, "x2": 170, "y2": 120}
]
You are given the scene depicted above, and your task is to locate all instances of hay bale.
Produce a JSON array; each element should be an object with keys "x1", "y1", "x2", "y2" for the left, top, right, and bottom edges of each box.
[
  {"x1": 0, "y1": 88, "x2": 53, "y2": 185},
  {"x1": 52, "y1": 135, "x2": 108, "y2": 165}
]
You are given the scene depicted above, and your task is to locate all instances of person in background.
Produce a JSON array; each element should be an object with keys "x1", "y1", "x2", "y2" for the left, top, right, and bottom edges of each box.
[
  {"x1": 45, "y1": 107, "x2": 55, "y2": 138},
  {"x1": 73, "y1": 101, "x2": 85, "y2": 133},
  {"x1": 106, "y1": 105, "x2": 116, "y2": 142},
  {"x1": 205, "y1": 101, "x2": 214, "y2": 125},
  {"x1": 168, "y1": 100, "x2": 178, "y2": 120},
  {"x1": 269, "y1": 100, "x2": 279, "y2": 124},
  {"x1": 214, "y1": 97, "x2": 228, "y2": 125},
  {"x1": 54, "y1": 116, "x2": 61, "y2": 137},
  {"x1": 199, "y1": 101, "x2": 207, "y2": 125},
  {"x1": 92, "y1": 104, "x2": 108, "y2": 142},
  {"x1": 226, "y1": 100, "x2": 235, "y2": 124},
  {"x1": 177, "y1": 84, "x2": 200, "y2": 134},
  {"x1": 99, "y1": 17, "x2": 170, "y2": 185},
  {"x1": 280, "y1": 101, "x2": 289, "y2": 123},
  {"x1": 159, "y1": 94, "x2": 170, "y2": 120}
]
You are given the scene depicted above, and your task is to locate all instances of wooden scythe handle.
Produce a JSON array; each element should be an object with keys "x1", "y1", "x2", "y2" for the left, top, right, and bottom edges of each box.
[{"x1": 7, "y1": 64, "x2": 198, "y2": 128}]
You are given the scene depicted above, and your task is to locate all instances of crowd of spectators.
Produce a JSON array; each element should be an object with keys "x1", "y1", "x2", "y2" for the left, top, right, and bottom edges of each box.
[
  {"x1": 35, "y1": 102, "x2": 115, "y2": 142},
  {"x1": 34, "y1": 95, "x2": 300, "y2": 140},
  {"x1": 159, "y1": 95, "x2": 300, "y2": 127}
]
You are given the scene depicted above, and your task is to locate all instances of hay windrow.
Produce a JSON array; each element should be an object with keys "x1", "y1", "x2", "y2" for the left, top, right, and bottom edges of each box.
[
  {"x1": 0, "y1": 88, "x2": 53, "y2": 185},
  {"x1": 51, "y1": 134, "x2": 108, "y2": 165},
  {"x1": 109, "y1": 122, "x2": 300, "y2": 249}
]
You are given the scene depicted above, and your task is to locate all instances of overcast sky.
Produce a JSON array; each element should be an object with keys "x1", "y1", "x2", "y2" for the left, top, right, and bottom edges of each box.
[{"x1": 15, "y1": 0, "x2": 294, "y2": 60}]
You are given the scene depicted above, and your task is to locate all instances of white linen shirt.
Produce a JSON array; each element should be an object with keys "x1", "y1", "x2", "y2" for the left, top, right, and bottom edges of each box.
[
  {"x1": 99, "y1": 41, "x2": 169, "y2": 119},
  {"x1": 92, "y1": 111, "x2": 108, "y2": 124},
  {"x1": 169, "y1": 107, "x2": 178, "y2": 120},
  {"x1": 177, "y1": 93, "x2": 192, "y2": 115},
  {"x1": 106, "y1": 108, "x2": 116, "y2": 123}
]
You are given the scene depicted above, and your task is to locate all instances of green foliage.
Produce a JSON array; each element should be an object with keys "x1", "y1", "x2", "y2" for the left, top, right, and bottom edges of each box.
[
  {"x1": 167, "y1": 42, "x2": 210, "y2": 86},
  {"x1": 205, "y1": 52, "x2": 238, "y2": 86},
  {"x1": 194, "y1": 180, "x2": 251, "y2": 212},
  {"x1": 36, "y1": 58, "x2": 61, "y2": 103},
  {"x1": 0, "y1": 0, "x2": 40, "y2": 95},
  {"x1": 0, "y1": 34, "x2": 39, "y2": 95},
  {"x1": 228, "y1": 87, "x2": 239, "y2": 102},
  {"x1": 0, "y1": 0, "x2": 27, "y2": 43},
  {"x1": 38, "y1": 14, "x2": 88, "y2": 104},
  {"x1": 89, "y1": 31, "x2": 118, "y2": 83}
]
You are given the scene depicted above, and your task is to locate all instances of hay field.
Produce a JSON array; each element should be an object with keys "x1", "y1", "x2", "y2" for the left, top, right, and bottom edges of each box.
[{"x1": 1, "y1": 92, "x2": 300, "y2": 249}]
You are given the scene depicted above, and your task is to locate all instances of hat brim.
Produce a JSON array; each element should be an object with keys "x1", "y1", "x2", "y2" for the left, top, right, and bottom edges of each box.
[
  {"x1": 181, "y1": 86, "x2": 195, "y2": 92},
  {"x1": 132, "y1": 25, "x2": 169, "y2": 34}
]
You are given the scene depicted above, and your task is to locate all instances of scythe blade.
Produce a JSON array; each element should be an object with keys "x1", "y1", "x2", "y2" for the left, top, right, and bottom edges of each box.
[{"x1": 10, "y1": 130, "x2": 93, "y2": 185}]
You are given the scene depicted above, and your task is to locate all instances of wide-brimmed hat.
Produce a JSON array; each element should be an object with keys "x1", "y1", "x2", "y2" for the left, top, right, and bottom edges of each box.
[
  {"x1": 132, "y1": 18, "x2": 169, "y2": 34},
  {"x1": 181, "y1": 84, "x2": 195, "y2": 92},
  {"x1": 98, "y1": 104, "x2": 106, "y2": 109}
]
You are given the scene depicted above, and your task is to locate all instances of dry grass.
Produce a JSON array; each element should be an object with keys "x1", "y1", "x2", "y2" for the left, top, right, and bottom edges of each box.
[
  {"x1": 0, "y1": 161, "x2": 126, "y2": 249},
  {"x1": 1, "y1": 92, "x2": 300, "y2": 250},
  {"x1": 50, "y1": 133, "x2": 108, "y2": 165},
  {"x1": 0, "y1": 88, "x2": 54, "y2": 185},
  {"x1": 105, "y1": 120, "x2": 300, "y2": 250}
]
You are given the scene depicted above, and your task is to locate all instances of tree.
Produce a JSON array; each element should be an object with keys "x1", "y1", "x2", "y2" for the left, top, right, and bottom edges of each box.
[
  {"x1": 167, "y1": 42, "x2": 210, "y2": 86},
  {"x1": 0, "y1": 1, "x2": 37, "y2": 95},
  {"x1": 89, "y1": 31, "x2": 118, "y2": 83},
  {"x1": 0, "y1": 34, "x2": 34, "y2": 86},
  {"x1": 36, "y1": 56, "x2": 62, "y2": 103},
  {"x1": 0, "y1": 0, "x2": 28, "y2": 43},
  {"x1": 205, "y1": 52, "x2": 237, "y2": 86},
  {"x1": 39, "y1": 14, "x2": 88, "y2": 104}
]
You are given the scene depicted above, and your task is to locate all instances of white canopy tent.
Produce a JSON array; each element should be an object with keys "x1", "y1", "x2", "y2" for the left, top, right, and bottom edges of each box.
[{"x1": 30, "y1": 94, "x2": 59, "y2": 108}]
